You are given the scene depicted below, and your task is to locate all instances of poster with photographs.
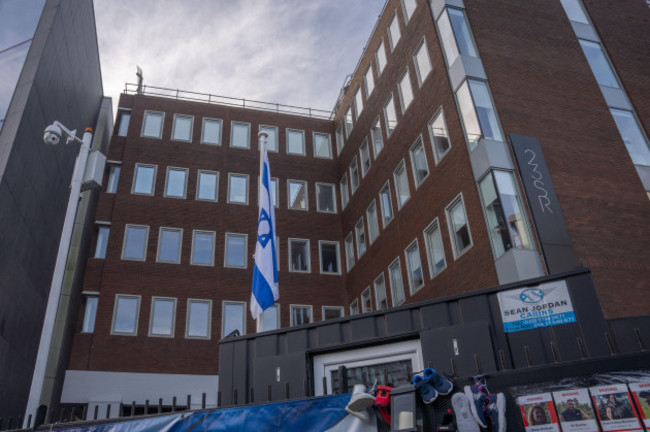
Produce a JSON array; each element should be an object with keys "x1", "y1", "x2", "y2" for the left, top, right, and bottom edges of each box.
[
  {"x1": 628, "y1": 382, "x2": 650, "y2": 428},
  {"x1": 589, "y1": 384, "x2": 643, "y2": 431},
  {"x1": 552, "y1": 388, "x2": 598, "y2": 431},
  {"x1": 517, "y1": 393, "x2": 560, "y2": 432}
]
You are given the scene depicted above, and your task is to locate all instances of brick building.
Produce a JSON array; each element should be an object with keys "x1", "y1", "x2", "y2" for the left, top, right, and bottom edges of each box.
[{"x1": 59, "y1": 0, "x2": 650, "y2": 415}]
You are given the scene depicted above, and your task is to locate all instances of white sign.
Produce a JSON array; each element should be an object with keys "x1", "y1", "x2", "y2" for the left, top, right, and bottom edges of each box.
[
  {"x1": 497, "y1": 280, "x2": 576, "y2": 333},
  {"x1": 589, "y1": 384, "x2": 642, "y2": 431},
  {"x1": 629, "y1": 382, "x2": 650, "y2": 428},
  {"x1": 553, "y1": 388, "x2": 599, "y2": 431},
  {"x1": 517, "y1": 393, "x2": 560, "y2": 432}
]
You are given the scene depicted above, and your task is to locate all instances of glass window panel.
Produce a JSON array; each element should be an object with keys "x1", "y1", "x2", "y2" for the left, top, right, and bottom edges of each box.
[
  {"x1": 402, "y1": 0, "x2": 417, "y2": 22},
  {"x1": 117, "y1": 112, "x2": 130, "y2": 136},
  {"x1": 344, "y1": 108, "x2": 354, "y2": 138},
  {"x1": 448, "y1": 8, "x2": 477, "y2": 58},
  {"x1": 94, "y1": 226, "x2": 110, "y2": 259},
  {"x1": 456, "y1": 81, "x2": 482, "y2": 149},
  {"x1": 349, "y1": 158, "x2": 360, "y2": 194},
  {"x1": 365, "y1": 66, "x2": 375, "y2": 97},
  {"x1": 429, "y1": 110, "x2": 451, "y2": 162},
  {"x1": 261, "y1": 305, "x2": 279, "y2": 331},
  {"x1": 388, "y1": 13, "x2": 401, "y2": 50},
  {"x1": 290, "y1": 239, "x2": 310, "y2": 272},
  {"x1": 225, "y1": 234, "x2": 247, "y2": 267},
  {"x1": 192, "y1": 231, "x2": 215, "y2": 265},
  {"x1": 260, "y1": 125, "x2": 278, "y2": 152},
  {"x1": 406, "y1": 242, "x2": 424, "y2": 293},
  {"x1": 142, "y1": 112, "x2": 163, "y2": 138},
  {"x1": 165, "y1": 168, "x2": 187, "y2": 198},
  {"x1": 81, "y1": 297, "x2": 98, "y2": 333},
  {"x1": 133, "y1": 165, "x2": 155, "y2": 195},
  {"x1": 388, "y1": 260, "x2": 405, "y2": 306},
  {"x1": 345, "y1": 233, "x2": 355, "y2": 270},
  {"x1": 323, "y1": 307, "x2": 343, "y2": 321},
  {"x1": 360, "y1": 139, "x2": 371, "y2": 177},
  {"x1": 367, "y1": 201, "x2": 379, "y2": 245},
  {"x1": 202, "y1": 118, "x2": 222, "y2": 145},
  {"x1": 270, "y1": 178, "x2": 279, "y2": 207},
  {"x1": 158, "y1": 228, "x2": 181, "y2": 263},
  {"x1": 113, "y1": 296, "x2": 139, "y2": 334},
  {"x1": 223, "y1": 302, "x2": 245, "y2": 336},
  {"x1": 384, "y1": 95, "x2": 398, "y2": 137},
  {"x1": 197, "y1": 171, "x2": 218, "y2": 201},
  {"x1": 437, "y1": 9, "x2": 460, "y2": 66},
  {"x1": 123, "y1": 226, "x2": 148, "y2": 260},
  {"x1": 314, "y1": 132, "x2": 332, "y2": 158},
  {"x1": 187, "y1": 300, "x2": 210, "y2": 338},
  {"x1": 424, "y1": 220, "x2": 446, "y2": 276},
  {"x1": 394, "y1": 162, "x2": 410, "y2": 208},
  {"x1": 228, "y1": 174, "x2": 248, "y2": 204},
  {"x1": 320, "y1": 242, "x2": 339, "y2": 274},
  {"x1": 106, "y1": 165, "x2": 121, "y2": 193},
  {"x1": 468, "y1": 80, "x2": 502, "y2": 142},
  {"x1": 150, "y1": 298, "x2": 175, "y2": 336},
  {"x1": 371, "y1": 118, "x2": 384, "y2": 157},
  {"x1": 398, "y1": 69, "x2": 414, "y2": 113},
  {"x1": 340, "y1": 174, "x2": 350, "y2": 209},
  {"x1": 448, "y1": 198, "x2": 472, "y2": 256},
  {"x1": 317, "y1": 183, "x2": 336, "y2": 213},
  {"x1": 410, "y1": 138, "x2": 429, "y2": 186},
  {"x1": 361, "y1": 288, "x2": 372, "y2": 312},
  {"x1": 414, "y1": 39, "x2": 432, "y2": 86},
  {"x1": 288, "y1": 180, "x2": 308, "y2": 210},
  {"x1": 559, "y1": 0, "x2": 590, "y2": 24},
  {"x1": 355, "y1": 218, "x2": 366, "y2": 257},
  {"x1": 350, "y1": 299, "x2": 360, "y2": 315},
  {"x1": 493, "y1": 171, "x2": 532, "y2": 250},
  {"x1": 354, "y1": 88, "x2": 364, "y2": 119},
  {"x1": 578, "y1": 39, "x2": 620, "y2": 89},
  {"x1": 287, "y1": 129, "x2": 305, "y2": 155},
  {"x1": 376, "y1": 40, "x2": 388, "y2": 75},
  {"x1": 610, "y1": 108, "x2": 650, "y2": 166},
  {"x1": 379, "y1": 183, "x2": 394, "y2": 227},
  {"x1": 336, "y1": 124, "x2": 345, "y2": 154},
  {"x1": 374, "y1": 274, "x2": 388, "y2": 310},
  {"x1": 172, "y1": 115, "x2": 193, "y2": 141},
  {"x1": 291, "y1": 305, "x2": 312, "y2": 326},
  {"x1": 231, "y1": 122, "x2": 250, "y2": 148}
]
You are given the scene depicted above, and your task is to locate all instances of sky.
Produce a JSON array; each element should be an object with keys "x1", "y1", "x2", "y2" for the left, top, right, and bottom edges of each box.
[{"x1": 93, "y1": 0, "x2": 387, "y2": 115}]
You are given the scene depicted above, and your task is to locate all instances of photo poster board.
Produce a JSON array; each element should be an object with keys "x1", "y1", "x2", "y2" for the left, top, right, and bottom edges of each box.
[
  {"x1": 589, "y1": 384, "x2": 643, "y2": 431},
  {"x1": 628, "y1": 382, "x2": 650, "y2": 428},
  {"x1": 518, "y1": 393, "x2": 561, "y2": 432},
  {"x1": 552, "y1": 388, "x2": 599, "y2": 431}
]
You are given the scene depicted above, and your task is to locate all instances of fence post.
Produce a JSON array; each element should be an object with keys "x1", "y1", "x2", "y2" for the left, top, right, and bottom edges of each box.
[
  {"x1": 202, "y1": 393, "x2": 206, "y2": 409},
  {"x1": 145, "y1": 400, "x2": 149, "y2": 415},
  {"x1": 94, "y1": 405, "x2": 98, "y2": 420},
  {"x1": 131, "y1": 401, "x2": 136, "y2": 416},
  {"x1": 158, "y1": 398, "x2": 162, "y2": 414},
  {"x1": 186, "y1": 395, "x2": 191, "y2": 411},
  {"x1": 338, "y1": 365, "x2": 348, "y2": 394},
  {"x1": 106, "y1": 404, "x2": 111, "y2": 419},
  {"x1": 172, "y1": 396, "x2": 177, "y2": 412}
]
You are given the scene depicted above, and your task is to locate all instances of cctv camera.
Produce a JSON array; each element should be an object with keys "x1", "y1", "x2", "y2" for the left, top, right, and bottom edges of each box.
[{"x1": 43, "y1": 124, "x2": 62, "y2": 146}]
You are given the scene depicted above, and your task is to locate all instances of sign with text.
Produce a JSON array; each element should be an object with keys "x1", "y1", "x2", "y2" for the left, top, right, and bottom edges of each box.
[
  {"x1": 518, "y1": 393, "x2": 560, "y2": 432},
  {"x1": 590, "y1": 384, "x2": 642, "y2": 431},
  {"x1": 628, "y1": 382, "x2": 650, "y2": 428},
  {"x1": 553, "y1": 388, "x2": 598, "y2": 431}
]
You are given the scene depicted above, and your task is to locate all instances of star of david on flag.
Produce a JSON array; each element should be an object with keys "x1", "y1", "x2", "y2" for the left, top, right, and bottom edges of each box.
[{"x1": 251, "y1": 133, "x2": 279, "y2": 320}]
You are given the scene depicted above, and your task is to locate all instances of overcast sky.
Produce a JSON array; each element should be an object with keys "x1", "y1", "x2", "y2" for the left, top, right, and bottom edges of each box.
[{"x1": 94, "y1": 0, "x2": 386, "y2": 115}]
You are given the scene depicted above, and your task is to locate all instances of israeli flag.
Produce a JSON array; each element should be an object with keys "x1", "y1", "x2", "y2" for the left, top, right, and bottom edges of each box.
[{"x1": 251, "y1": 133, "x2": 279, "y2": 320}]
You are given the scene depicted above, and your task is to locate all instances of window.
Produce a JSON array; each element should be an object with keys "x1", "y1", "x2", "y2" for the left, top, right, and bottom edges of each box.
[
  {"x1": 446, "y1": 194, "x2": 472, "y2": 258},
  {"x1": 424, "y1": 219, "x2": 447, "y2": 277},
  {"x1": 414, "y1": 38, "x2": 432, "y2": 86},
  {"x1": 559, "y1": 0, "x2": 590, "y2": 24},
  {"x1": 227, "y1": 173, "x2": 249, "y2": 204},
  {"x1": 578, "y1": 39, "x2": 620, "y2": 89},
  {"x1": 366, "y1": 201, "x2": 380, "y2": 245},
  {"x1": 388, "y1": 259, "x2": 405, "y2": 306},
  {"x1": 319, "y1": 241, "x2": 340, "y2": 275},
  {"x1": 287, "y1": 129, "x2": 306, "y2": 155},
  {"x1": 191, "y1": 230, "x2": 215, "y2": 266},
  {"x1": 428, "y1": 109, "x2": 451, "y2": 163},
  {"x1": 374, "y1": 274, "x2": 388, "y2": 310},
  {"x1": 172, "y1": 114, "x2": 193, "y2": 141},
  {"x1": 340, "y1": 173, "x2": 350, "y2": 209},
  {"x1": 288, "y1": 179, "x2": 308, "y2": 210},
  {"x1": 289, "y1": 238, "x2": 310, "y2": 272},
  {"x1": 270, "y1": 177, "x2": 279, "y2": 207},
  {"x1": 410, "y1": 136, "x2": 429, "y2": 187},
  {"x1": 437, "y1": 8, "x2": 477, "y2": 67},
  {"x1": 405, "y1": 240, "x2": 424, "y2": 294},
  {"x1": 186, "y1": 299, "x2": 211, "y2": 339},
  {"x1": 336, "y1": 124, "x2": 345, "y2": 155},
  {"x1": 349, "y1": 157, "x2": 360, "y2": 194},
  {"x1": 360, "y1": 138, "x2": 371, "y2": 177},
  {"x1": 222, "y1": 301, "x2": 246, "y2": 337},
  {"x1": 344, "y1": 107, "x2": 353, "y2": 138},
  {"x1": 610, "y1": 108, "x2": 650, "y2": 166},
  {"x1": 122, "y1": 225, "x2": 149, "y2": 261},
  {"x1": 354, "y1": 88, "x2": 364, "y2": 120},
  {"x1": 394, "y1": 161, "x2": 410, "y2": 209},
  {"x1": 132, "y1": 164, "x2": 156, "y2": 195},
  {"x1": 397, "y1": 68, "x2": 414, "y2": 113},
  {"x1": 106, "y1": 164, "x2": 121, "y2": 193},
  {"x1": 355, "y1": 218, "x2": 366, "y2": 258},
  {"x1": 456, "y1": 79, "x2": 502, "y2": 150},
  {"x1": 197, "y1": 170, "x2": 218, "y2": 201},
  {"x1": 384, "y1": 94, "x2": 398, "y2": 137},
  {"x1": 141, "y1": 111, "x2": 164, "y2": 138},
  {"x1": 111, "y1": 295, "x2": 140, "y2": 335},
  {"x1": 231, "y1": 121, "x2": 250, "y2": 148},
  {"x1": 164, "y1": 167, "x2": 188, "y2": 198},
  {"x1": 313, "y1": 132, "x2": 332, "y2": 159},
  {"x1": 478, "y1": 170, "x2": 533, "y2": 258},
  {"x1": 117, "y1": 110, "x2": 130, "y2": 136},
  {"x1": 260, "y1": 125, "x2": 278, "y2": 152},
  {"x1": 365, "y1": 66, "x2": 375, "y2": 98},
  {"x1": 323, "y1": 306, "x2": 344, "y2": 321},
  {"x1": 81, "y1": 296, "x2": 98, "y2": 333},
  {"x1": 149, "y1": 297, "x2": 176, "y2": 337},
  {"x1": 402, "y1": 0, "x2": 417, "y2": 22},
  {"x1": 157, "y1": 228, "x2": 182, "y2": 264},
  {"x1": 316, "y1": 183, "x2": 336, "y2": 213},
  {"x1": 201, "y1": 118, "x2": 222, "y2": 145},
  {"x1": 259, "y1": 305, "x2": 279, "y2": 332},
  {"x1": 94, "y1": 225, "x2": 110, "y2": 259},
  {"x1": 376, "y1": 40, "x2": 388, "y2": 76},
  {"x1": 290, "y1": 305, "x2": 312, "y2": 326},
  {"x1": 361, "y1": 287, "x2": 372, "y2": 312},
  {"x1": 225, "y1": 233, "x2": 247, "y2": 268},
  {"x1": 345, "y1": 233, "x2": 355, "y2": 271},
  {"x1": 388, "y1": 12, "x2": 401, "y2": 51},
  {"x1": 350, "y1": 299, "x2": 360, "y2": 315},
  {"x1": 379, "y1": 182, "x2": 394, "y2": 228},
  {"x1": 371, "y1": 118, "x2": 384, "y2": 157}
]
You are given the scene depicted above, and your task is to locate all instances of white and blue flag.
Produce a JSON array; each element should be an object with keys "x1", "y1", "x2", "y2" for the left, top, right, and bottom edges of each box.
[{"x1": 251, "y1": 132, "x2": 279, "y2": 320}]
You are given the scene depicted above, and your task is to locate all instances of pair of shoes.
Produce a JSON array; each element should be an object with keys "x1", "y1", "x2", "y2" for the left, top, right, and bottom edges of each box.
[
  {"x1": 345, "y1": 384, "x2": 375, "y2": 423},
  {"x1": 412, "y1": 368, "x2": 454, "y2": 404},
  {"x1": 463, "y1": 383, "x2": 506, "y2": 432},
  {"x1": 451, "y1": 393, "x2": 480, "y2": 432}
]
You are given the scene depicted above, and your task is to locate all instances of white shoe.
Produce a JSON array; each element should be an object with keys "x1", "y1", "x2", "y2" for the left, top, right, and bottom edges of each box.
[
  {"x1": 345, "y1": 384, "x2": 375, "y2": 423},
  {"x1": 452, "y1": 392, "x2": 480, "y2": 432}
]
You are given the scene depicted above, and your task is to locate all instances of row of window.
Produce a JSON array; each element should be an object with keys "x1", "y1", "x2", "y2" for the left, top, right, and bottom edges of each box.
[{"x1": 118, "y1": 110, "x2": 334, "y2": 159}]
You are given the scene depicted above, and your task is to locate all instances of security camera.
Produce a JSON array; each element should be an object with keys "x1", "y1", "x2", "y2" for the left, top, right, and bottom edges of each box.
[{"x1": 43, "y1": 124, "x2": 62, "y2": 146}]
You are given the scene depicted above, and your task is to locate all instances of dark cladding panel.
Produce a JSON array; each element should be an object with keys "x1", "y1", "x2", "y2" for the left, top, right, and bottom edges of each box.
[
  {"x1": 256, "y1": 334, "x2": 279, "y2": 357},
  {"x1": 385, "y1": 310, "x2": 413, "y2": 335},
  {"x1": 287, "y1": 329, "x2": 309, "y2": 353},
  {"x1": 254, "y1": 352, "x2": 308, "y2": 402},
  {"x1": 316, "y1": 323, "x2": 343, "y2": 347},
  {"x1": 420, "y1": 302, "x2": 452, "y2": 329},
  {"x1": 350, "y1": 316, "x2": 378, "y2": 341},
  {"x1": 566, "y1": 273, "x2": 610, "y2": 357},
  {"x1": 608, "y1": 316, "x2": 650, "y2": 354},
  {"x1": 507, "y1": 328, "x2": 551, "y2": 368}
]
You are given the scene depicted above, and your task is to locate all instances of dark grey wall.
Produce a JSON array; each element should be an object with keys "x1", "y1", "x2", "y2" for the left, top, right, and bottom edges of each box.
[{"x1": 0, "y1": 0, "x2": 103, "y2": 418}]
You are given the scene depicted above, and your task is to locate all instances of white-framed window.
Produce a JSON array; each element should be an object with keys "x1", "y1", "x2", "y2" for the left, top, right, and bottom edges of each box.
[
  {"x1": 401, "y1": 0, "x2": 417, "y2": 23},
  {"x1": 376, "y1": 39, "x2": 388, "y2": 76},
  {"x1": 388, "y1": 12, "x2": 401, "y2": 51},
  {"x1": 344, "y1": 107, "x2": 354, "y2": 138},
  {"x1": 336, "y1": 124, "x2": 345, "y2": 155},
  {"x1": 379, "y1": 181, "x2": 394, "y2": 228},
  {"x1": 355, "y1": 217, "x2": 366, "y2": 258},
  {"x1": 258, "y1": 304, "x2": 280, "y2": 332},
  {"x1": 423, "y1": 218, "x2": 447, "y2": 278},
  {"x1": 388, "y1": 258, "x2": 405, "y2": 306},
  {"x1": 323, "y1": 306, "x2": 344, "y2": 321},
  {"x1": 222, "y1": 301, "x2": 246, "y2": 337},
  {"x1": 191, "y1": 230, "x2": 215, "y2": 266},
  {"x1": 197, "y1": 170, "x2": 218, "y2": 201},
  {"x1": 289, "y1": 238, "x2": 310, "y2": 273},
  {"x1": 316, "y1": 182, "x2": 336, "y2": 213},
  {"x1": 227, "y1": 173, "x2": 249, "y2": 204},
  {"x1": 456, "y1": 79, "x2": 503, "y2": 150},
  {"x1": 225, "y1": 233, "x2": 247, "y2": 268},
  {"x1": 371, "y1": 117, "x2": 384, "y2": 157},
  {"x1": 231, "y1": 121, "x2": 251, "y2": 149},
  {"x1": 149, "y1": 297, "x2": 176, "y2": 337},
  {"x1": 610, "y1": 108, "x2": 650, "y2": 166},
  {"x1": 349, "y1": 157, "x2": 360, "y2": 194},
  {"x1": 287, "y1": 128, "x2": 306, "y2": 155},
  {"x1": 345, "y1": 233, "x2": 355, "y2": 271},
  {"x1": 559, "y1": 0, "x2": 590, "y2": 24},
  {"x1": 405, "y1": 240, "x2": 424, "y2": 294},
  {"x1": 340, "y1": 173, "x2": 350, "y2": 209},
  {"x1": 414, "y1": 37, "x2": 432, "y2": 86},
  {"x1": 366, "y1": 200, "x2": 380, "y2": 245},
  {"x1": 106, "y1": 163, "x2": 121, "y2": 193},
  {"x1": 132, "y1": 164, "x2": 157, "y2": 196},
  {"x1": 141, "y1": 111, "x2": 164, "y2": 138},
  {"x1": 94, "y1": 224, "x2": 110, "y2": 259},
  {"x1": 201, "y1": 118, "x2": 222, "y2": 145},
  {"x1": 319, "y1": 241, "x2": 341, "y2": 275},
  {"x1": 186, "y1": 299, "x2": 211, "y2": 339},
  {"x1": 157, "y1": 227, "x2": 182, "y2": 264},
  {"x1": 350, "y1": 299, "x2": 360, "y2": 316},
  {"x1": 116, "y1": 110, "x2": 130, "y2": 137},
  {"x1": 314, "y1": 132, "x2": 332, "y2": 159},
  {"x1": 394, "y1": 160, "x2": 410, "y2": 209},
  {"x1": 354, "y1": 87, "x2": 364, "y2": 120},
  {"x1": 361, "y1": 287, "x2": 372, "y2": 312},
  {"x1": 374, "y1": 273, "x2": 388, "y2": 310},
  {"x1": 259, "y1": 125, "x2": 278, "y2": 152},
  {"x1": 288, "y1": 179, "x2": 308, "y2": 210},
  {"x1": 364, "y1": 65, "x2": 375, "y2": 98},
  {"x1": 172, "y1": 114, "x2": 193, "y2": 142},
  {"x1": 122, "y1": 224, "x2": 149, "y2": 261},
  {"x1": 290, "y1": 304, "x2": 312, "y2": 327},
  {"x1": 359, "y1": 138, "x2": 371, "y2": 177},
  {"x1": 81, "y1": 294, "x2": 98, "y2": 333},
  {"x1": 437, "y1": 7, "x2": 478, "y2": 67},
  {"x1": 164, "y1": 167, "x2": 188, "y2": 199},
  {"x1": 397, "y1": 68, "x2": 414, "y2": 114},
  {"x1": 428, "y1": 108, "x2": 451, "y2": 164},
  {"x1": 446, "y1": 193, "x2": 473, "y2": 258},
  {"x1": 111, "y1": 294, "x2": 140, "y2": 336},
  {"x1": 270, "y1": 177, "x2": 279, "y2": 208},
  {"x1": 578, "y1": 39, "x2": 620, "y2": 89},
  {"x1": 384, "y1": 94, "x2": 398, "y2": 137},
  {"x1": 409, "y1": 136, "x2": 429, "y2": 188}
]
